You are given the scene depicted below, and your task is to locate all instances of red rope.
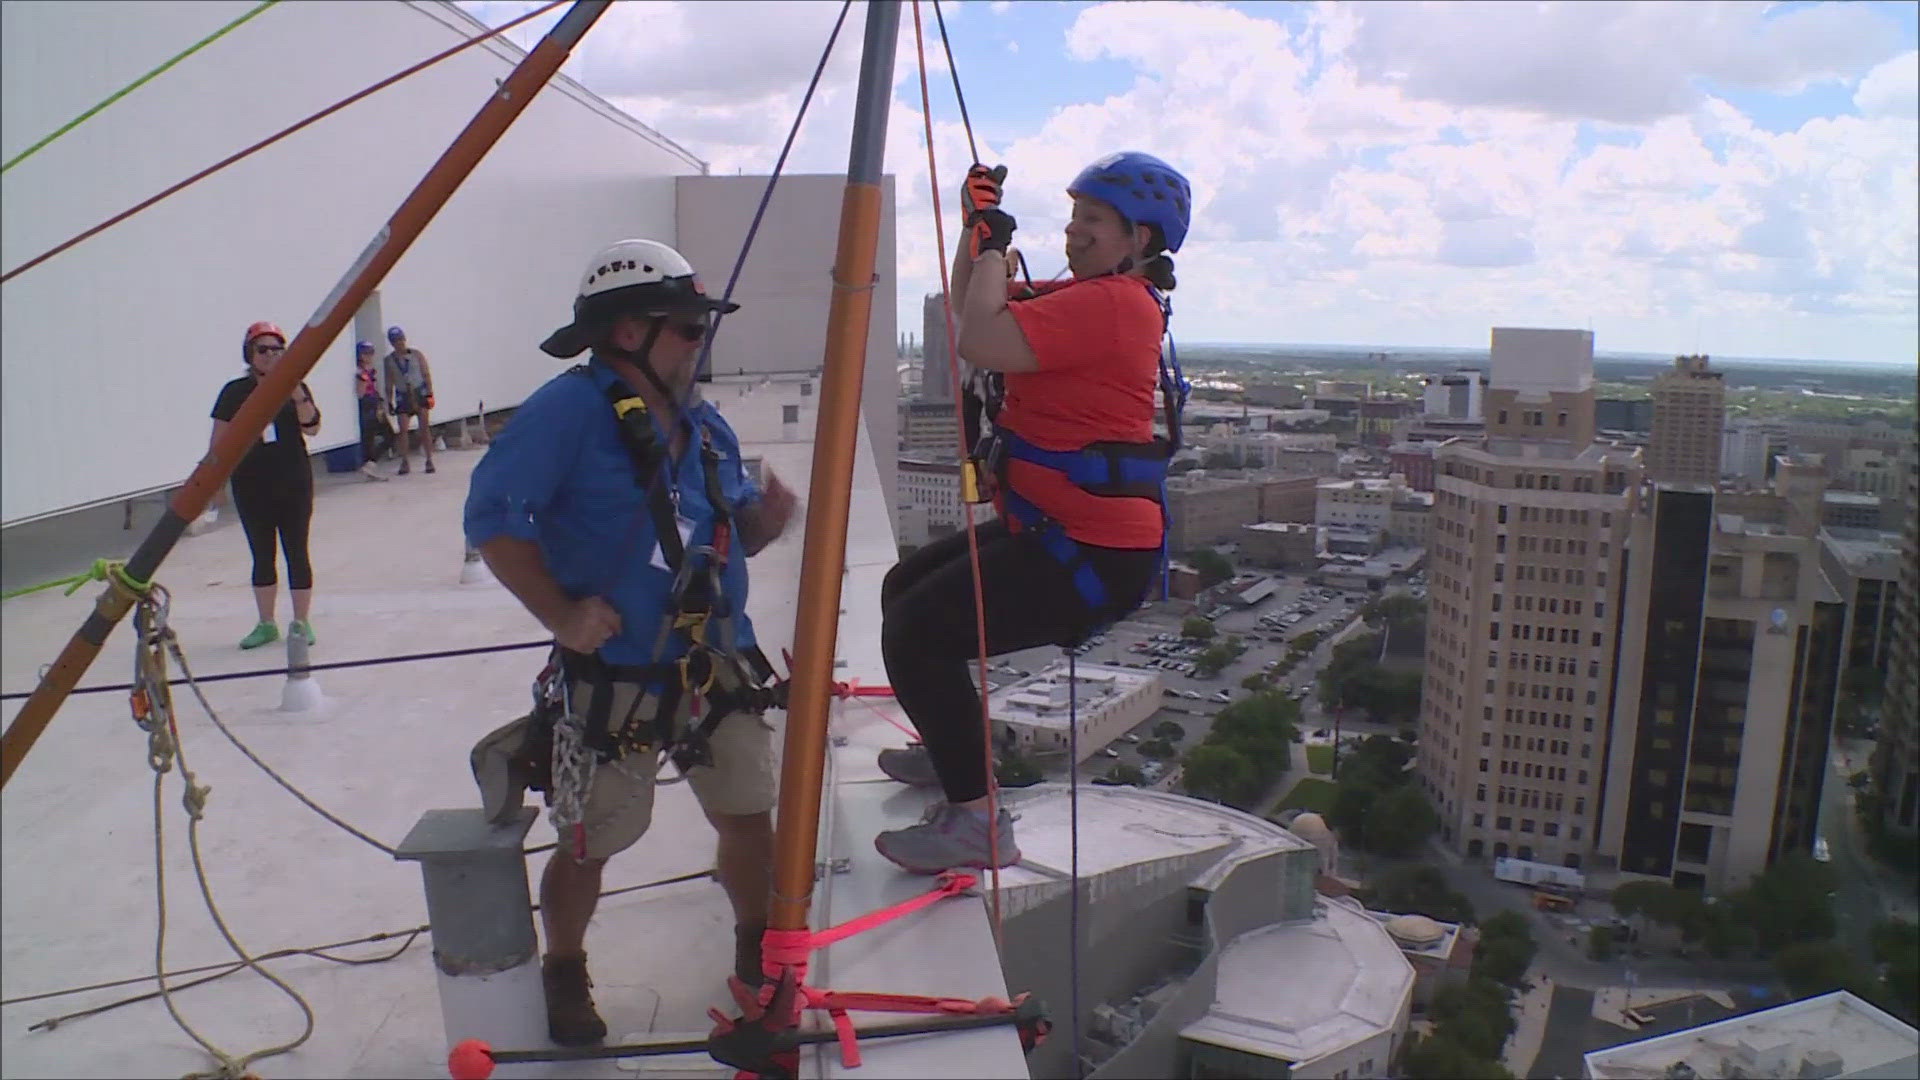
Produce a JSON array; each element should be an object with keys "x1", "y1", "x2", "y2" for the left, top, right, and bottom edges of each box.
[
  {"x1": 909, "y1": 0, "x2": 1005, "y2": 948},
  {"x1": 0, "y1": 0, "x2": 568, "y2": 285}
]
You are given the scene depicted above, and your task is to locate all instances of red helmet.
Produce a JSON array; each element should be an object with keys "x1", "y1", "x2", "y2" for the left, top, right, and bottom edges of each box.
[{"x1": 243, "y1": 320, "x2": 286, "y2": 357}]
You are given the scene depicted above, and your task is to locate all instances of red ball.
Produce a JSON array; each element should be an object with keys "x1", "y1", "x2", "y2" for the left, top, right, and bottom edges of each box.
[{"x1": 448, "y1": 1038, "x2": 495, "y2": 1080}]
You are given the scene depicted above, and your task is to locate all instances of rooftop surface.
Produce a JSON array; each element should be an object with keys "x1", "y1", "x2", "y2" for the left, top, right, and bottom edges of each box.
[
  {"x1": 988, "y1": 662, "x2": 1153, "y2": 733},
  {"x1": 1181, "y1": 896, "x2": 1414, "y2": 1067},
  {"x1": 0, "y1": 376, "x2": 1026, "y2": 1079},
  {"x1": 1582, "y1": 991, "x2": 1919, "y2": 1080}
]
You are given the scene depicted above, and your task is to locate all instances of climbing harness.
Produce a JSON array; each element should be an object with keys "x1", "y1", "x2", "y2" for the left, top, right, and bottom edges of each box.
[{"x1": 962, "y1": 282, "x2": 1191, "y2": 614}]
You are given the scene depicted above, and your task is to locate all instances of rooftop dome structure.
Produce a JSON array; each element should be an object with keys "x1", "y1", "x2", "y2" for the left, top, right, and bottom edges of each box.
[{"x1": 1383, "y1": 914, "x2": 1445, "y2": 947}]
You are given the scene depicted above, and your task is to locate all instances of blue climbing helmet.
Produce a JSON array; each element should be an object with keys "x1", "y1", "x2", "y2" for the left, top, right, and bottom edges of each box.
[{"x1": 1066, "y1": 151, "x2": 1192, "y2": 253}]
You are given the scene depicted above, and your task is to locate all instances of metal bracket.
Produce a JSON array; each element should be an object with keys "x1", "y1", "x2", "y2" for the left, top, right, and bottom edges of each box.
[{"x1": 813, "y1": 857, "x2": 852, "y2": 881}]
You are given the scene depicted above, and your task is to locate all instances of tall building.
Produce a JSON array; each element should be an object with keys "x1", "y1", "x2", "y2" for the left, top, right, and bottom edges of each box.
[
  {"x1": 1646, "y1": 355, "x2": 1725, "y2": 484},
  {"x1": 1875, "y1": 444, "x2": 1920, "y2": 835},
  {"x1": 1421, "y1": 369, "x2": 1487, "y2": 420},
  {"x1": 1417, "y1": 328, "x2": 1643, "y2": 868},
  {"x1": 921, "y1": 292, "x2": 955, "y2": 403},
  {"x1": 1600, "y1": 458, "x2": 1846, "y2": 892}
]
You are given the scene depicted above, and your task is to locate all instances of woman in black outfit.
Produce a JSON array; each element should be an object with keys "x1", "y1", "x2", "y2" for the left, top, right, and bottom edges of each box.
[{"x1": 211, "y1": 321, "x2": 321, "y2": 649}]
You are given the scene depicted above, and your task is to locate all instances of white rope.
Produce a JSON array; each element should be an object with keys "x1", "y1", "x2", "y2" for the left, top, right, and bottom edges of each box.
[{"x1": 135, "y1": 588, "x2": 315, "y2": 1079}]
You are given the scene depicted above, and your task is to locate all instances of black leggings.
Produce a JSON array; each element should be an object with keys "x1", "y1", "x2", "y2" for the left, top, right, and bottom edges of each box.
[
  {"x1": 880, "y1": 518, "x2": 1159, "y2": 804},
  {"x1": 358, "y1": 398, "x2": 394, "y2": 463},
  {"x1": 232, "y1": 477, "x2": 314, "y2": 590}
]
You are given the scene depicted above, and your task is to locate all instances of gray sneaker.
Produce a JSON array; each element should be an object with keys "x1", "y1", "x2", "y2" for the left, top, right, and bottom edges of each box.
[
  {"x1": 877, "y1": 743, "x2": 942, "y2": 788},
  {"x1": 875, "y1": 802, "x2": 1021, "y2": 875}
]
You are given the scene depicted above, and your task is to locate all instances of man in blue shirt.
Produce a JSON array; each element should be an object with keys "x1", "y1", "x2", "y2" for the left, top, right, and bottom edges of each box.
[{"x1": 465, "y1": 239, "x2": 797, "y2": 1047}]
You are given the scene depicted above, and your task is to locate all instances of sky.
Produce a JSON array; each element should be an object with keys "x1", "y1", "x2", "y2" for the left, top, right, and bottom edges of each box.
[{"x1": 460, "y1": 1, "x2": 1920, "y2": 366}]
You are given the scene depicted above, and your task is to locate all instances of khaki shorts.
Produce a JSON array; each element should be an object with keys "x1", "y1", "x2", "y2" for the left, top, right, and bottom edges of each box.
[{"x1": 567, "y1": 679, "x2": 776, "y2": 862}]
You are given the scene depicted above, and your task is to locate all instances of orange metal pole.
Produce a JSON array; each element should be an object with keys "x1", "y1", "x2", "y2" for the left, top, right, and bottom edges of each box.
[
  {"x1": 0, "y1": 0, "x2": 612, "y2": 790},
  {"x1": 768, "y1": 0, "x2": 901, "y2": 933}
]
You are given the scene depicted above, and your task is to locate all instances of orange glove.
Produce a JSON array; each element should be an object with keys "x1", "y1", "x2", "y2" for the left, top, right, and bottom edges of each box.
[{"x1": 963, "y1": 164, "x2": 1008, "y2": 260}]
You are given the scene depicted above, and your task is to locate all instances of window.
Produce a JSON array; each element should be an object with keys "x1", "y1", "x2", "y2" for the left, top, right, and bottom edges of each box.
[
  {"x1": 1490, "y1": 622, "x2": 1501, "y2": 641},
  {"x1": 1520, "y1": 818, "x2": 1536, "y2": 833},
  {"x1": 1496, "y1": 534, "x2": 1506, "y2": 554},
  {"x1": 1480, "y1": 758, "x2": 1489, "y2": 772},
  {"x1": 1572, "y1": 826, "x2": 1583, "y2": 840},
  {"x1": 1492, "y1": 594, "x2": 1502, "y2": 612},
  {"x1": 1558, "y1": 412, "x2": 1568, "y2": 427},
  {"x1": 1497, "y1": 816, "x2": 1512, "y2": 830}
]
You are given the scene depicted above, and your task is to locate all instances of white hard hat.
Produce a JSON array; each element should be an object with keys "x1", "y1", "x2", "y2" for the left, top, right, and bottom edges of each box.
[{"x1": 540, "y1": 239, "x2": 739, "y2": 358}]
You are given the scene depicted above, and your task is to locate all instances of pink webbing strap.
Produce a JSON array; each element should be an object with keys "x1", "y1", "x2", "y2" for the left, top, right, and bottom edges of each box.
[{"x1": 752, "y1": 872, "x2": 983, "y2": 1067}]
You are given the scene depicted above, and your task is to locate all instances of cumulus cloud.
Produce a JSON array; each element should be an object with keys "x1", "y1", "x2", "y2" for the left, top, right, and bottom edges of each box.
[
  {"x1": 1345, "y1": 1, "x2": 1908, "y2": 123},
  {"x1": 1855, "y1": 50, "x2": 1919, "y2": 120},
  {"x1": 456, "y1": 0, "x2": 1917, "y2": 361}
]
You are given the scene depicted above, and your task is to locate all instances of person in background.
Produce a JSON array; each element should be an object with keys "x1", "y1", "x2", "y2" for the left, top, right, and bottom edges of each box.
[
  {"x1": 211, "y1": 321, "x2": 322, "y2": 649},
  {"x1": 354, "y1": 341, "x2": 393, "y2": 481},
  {"x1": 383, "y1": 324, "x2": 436, "y2": 475}
]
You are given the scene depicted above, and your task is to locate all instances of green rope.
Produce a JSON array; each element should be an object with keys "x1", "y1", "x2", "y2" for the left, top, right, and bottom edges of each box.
[
  {"x1": 1, "y1": 0, "x2": 280, "y2": 174},
  {"x1": 2, "y1": 559, "x2": 151, "y2": 601}
]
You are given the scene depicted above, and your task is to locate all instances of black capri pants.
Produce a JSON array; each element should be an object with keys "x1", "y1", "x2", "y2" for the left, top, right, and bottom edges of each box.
[
  {"x1": 231, "y1": 475, "x2": 314, "y2": 590},
  {"x1": 880, "y1": 517, "x2": 1159, "y2": 805}
]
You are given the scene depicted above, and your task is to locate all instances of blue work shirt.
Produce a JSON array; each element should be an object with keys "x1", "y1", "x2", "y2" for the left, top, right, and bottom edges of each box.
[{"x1": 464, "y1": 358, "x2": 762, "y2": 666}]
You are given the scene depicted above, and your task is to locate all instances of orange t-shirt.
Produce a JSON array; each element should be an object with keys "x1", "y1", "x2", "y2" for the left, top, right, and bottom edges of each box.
[{"x1": 999, "y1": 275, "x2": 1166, "y2": 550}]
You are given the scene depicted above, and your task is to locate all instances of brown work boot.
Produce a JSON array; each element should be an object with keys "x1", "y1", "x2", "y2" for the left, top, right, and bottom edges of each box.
[
  {"x1": 542, "y1": 952, "x2": 608, "y2": 1046},
  {"x1": 735, "y1": 921, "x2": 767, "y2": 988}
]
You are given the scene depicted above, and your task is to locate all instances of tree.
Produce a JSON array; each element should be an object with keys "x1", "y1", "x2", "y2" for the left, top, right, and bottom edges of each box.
[
  {"x1": 1365, "y1": 784, "x2": 1440, "y2": 856},
  {"x1": 1428, "y1": 977, "x2": 1517, "y2": 1061},
  {"x1": 1589, "y1": 924, "x2": 1615, "y2": 960},
  {"x1": 1872, "y1": 919, "x2": 1919, "y2": 1019},
  {"x1": 1106, "y1": 762, "x2": 1145, "y2": 785},
  {"x1": 1401, "y1": 1032, "x2": 1514, "y2": 1080},
  {"x1": 1183, "y1": 744, "x2": 1253, "y2": 805},
  {"x1": 1180, "y1": 616, "x2": 1215, "y2": 640},
  {"x1": 995, "y1": 753, "x2": 1041, "y2": 787},
  {"x1": 1139, "y1": 738, "x2": 1175, "y2": 760},
  {"x1": 1153, "y1": 720, "x2": 1186, "y2": 742},
  {"x1": 1362, "y1": 592, "x2": 1426, "y2": 628},
  {"x1": 1775, "y1": 940, "x2": 1867, "y2": 999},
  {"x1": 1202, "y1": 450, "x2": 1243, "y2": 470},
  {"x1": 1358, "y1": 864, "x2": 1475, "y2": 925},
  {"x1": 1742, "y1": 855, "x2": 1837, "y2": 953},
  {"x1": 1188, "y1": 548, "x2": 1233, "y2": 587},
  {"x1": 1473, "y1": 912, "x2": 1536, "y2": 988},
  {"x1": 1241, "y1": 672, "x2": 1271, "y2": 692}
]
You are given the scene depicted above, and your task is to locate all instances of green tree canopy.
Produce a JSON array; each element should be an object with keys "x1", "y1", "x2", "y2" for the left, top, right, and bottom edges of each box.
[
  {"x1": 1365, "y1": 784, "x2": 1440, "y2": 857},
  {"x1": 1188, "y1": 548, "x2": 1233, "y2": 587},
  {"x1": 1182, "y1": 744, "x2": 1253, "y2": 804},
  {"x1": 1180, "y1": 616, "x2": 1215, "y2": 640}
]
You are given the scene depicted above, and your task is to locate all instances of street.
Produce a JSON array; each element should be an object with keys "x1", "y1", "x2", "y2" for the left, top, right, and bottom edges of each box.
[{"x1": 1821, "y1": 736, "x2": 1919, "y2": 959}]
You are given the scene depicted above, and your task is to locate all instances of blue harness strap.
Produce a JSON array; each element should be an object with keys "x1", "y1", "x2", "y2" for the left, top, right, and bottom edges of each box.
[
  {"x1": 1001, "y1": 484, "x2": 1111, "y2": 615},
  {"x1": 984, "y1": 285, "x2": 1189, "y2": 617}
]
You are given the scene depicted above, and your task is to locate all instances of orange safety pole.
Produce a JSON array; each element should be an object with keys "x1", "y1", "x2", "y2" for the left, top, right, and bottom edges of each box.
[
  {"x1": 768, "y1": 0, "x2": 902, "y2": 933},
  {"x1": 0, "y1": 0, "x2": 613, "y2": 790}
]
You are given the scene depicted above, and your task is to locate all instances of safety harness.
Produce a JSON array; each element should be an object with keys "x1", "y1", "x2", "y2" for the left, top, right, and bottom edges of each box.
[
  {"x1": 960, "y1": 280, "x2": 1189, "y2": 615},
  {"x1": 522, "y1": 362, "x2": 785, "y2": 794}
]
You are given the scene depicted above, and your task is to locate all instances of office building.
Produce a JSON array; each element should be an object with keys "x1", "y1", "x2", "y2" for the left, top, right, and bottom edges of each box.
[
  {"x1": 1875, "y1": 445, "x2": 1920, "y2": 835},
  {"x1": 921, "y1": 292, "x2": 955, "y2": 404},
  {"x1": 1417, "y1": 328, "x2": 1644, "y2": 867},
  {"x1": 1646, "y1": 355, "x2": 1725, "y2": 484},
  {"x1": 1583, "y1": 991, "x2": 1916, "y2": 1080},
  {"x1": 1601, "y1": 458, "x2": 1846, "y2": 892}
]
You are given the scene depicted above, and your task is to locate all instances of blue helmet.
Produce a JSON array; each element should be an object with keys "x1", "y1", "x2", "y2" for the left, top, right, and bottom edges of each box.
[{"x1": 1066, "y1": 151, "x2": 1192, "y2": 253}]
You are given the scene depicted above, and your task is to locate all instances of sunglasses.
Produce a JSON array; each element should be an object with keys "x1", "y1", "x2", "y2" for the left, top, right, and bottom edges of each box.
[{"x1": 252, "y1": 343, "x2": 285, "y2": 355}]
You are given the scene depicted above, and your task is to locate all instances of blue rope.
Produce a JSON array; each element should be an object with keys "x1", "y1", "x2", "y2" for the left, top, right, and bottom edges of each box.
[
  {"x1": 693, "y1": 0, "x2": 854, "y2": 384},
  {"x1": 1067, "y1": 646, "x2": 1083, "y2": 1078}
]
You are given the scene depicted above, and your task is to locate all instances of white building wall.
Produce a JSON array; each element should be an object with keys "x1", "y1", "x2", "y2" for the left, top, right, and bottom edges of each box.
[
  {"x1": 1, "y1": 0, "x2": 704, "y2": 526},
  {"x1": 1490, "y1": 328, "x2": 1594, "y2": 396},
  {"x1": 674, "y1": 174, "x2": 899, "y2": 501}
]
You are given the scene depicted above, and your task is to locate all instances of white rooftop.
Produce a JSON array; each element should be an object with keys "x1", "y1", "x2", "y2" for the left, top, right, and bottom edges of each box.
[
  {"x1": 1582, "y1": 991, "x2": 1919, "y2": 1080},
  {"x1": 989, "y1": 662, "x2": 1152, "y2": 732},
  {"x1": 1, "y1": 376, "x2": 1026, "y2": 1079},
  {"x1": 1181, "y1": 896, "x2": 1414, "y2": 1068}
]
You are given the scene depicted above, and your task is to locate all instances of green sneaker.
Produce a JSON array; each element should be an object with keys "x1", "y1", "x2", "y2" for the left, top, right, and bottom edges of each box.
[
  {"x1": 289, "y1": 620, "x2": 316, "y2": 646},
  {"x1": 239, "y1": 620, "x2": 279, "y2": 650}
]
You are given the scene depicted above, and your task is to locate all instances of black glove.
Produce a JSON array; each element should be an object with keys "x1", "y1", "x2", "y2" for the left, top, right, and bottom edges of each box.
[{"x1": 967, "y1": 207, "x2": 1017, "y2": 257}]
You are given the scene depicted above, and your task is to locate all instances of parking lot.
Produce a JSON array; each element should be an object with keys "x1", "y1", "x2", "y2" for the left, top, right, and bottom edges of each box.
[{"x1": 980, "y1": 569, "x2": 1423, "y2": 783}]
